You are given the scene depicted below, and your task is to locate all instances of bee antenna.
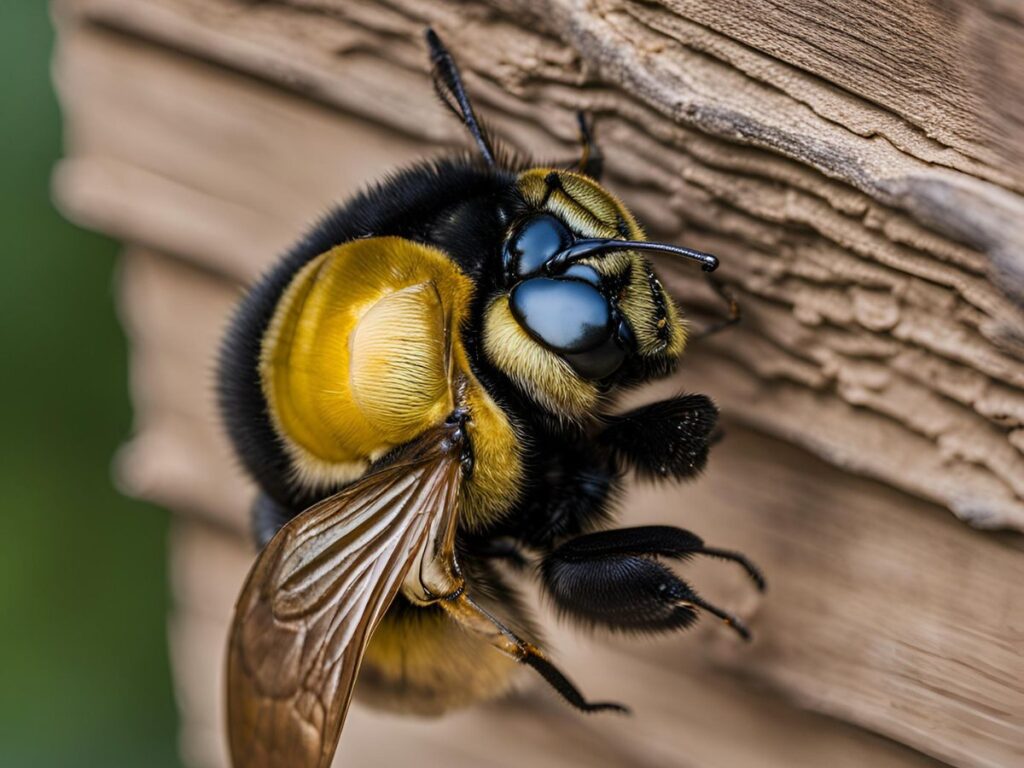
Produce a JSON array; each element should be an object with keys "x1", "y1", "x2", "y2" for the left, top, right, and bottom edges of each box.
[
  {"x1": 549, "y1": 238, "x2": 720, "y2": 273},
  {"x1": 425, "y1": 28, "x2": 497, "y2": 167}
]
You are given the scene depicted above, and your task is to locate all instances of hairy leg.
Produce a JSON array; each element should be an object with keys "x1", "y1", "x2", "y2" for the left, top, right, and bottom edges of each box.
[
  {"x1": 690, "y1": 273, "x2": 741, "y2": 341},
  {"x1": 598, "y1": 394, "x2": 719, "y2": 480},
  {"x1": 541, "y1": 525, "x2": 764, "y2": 639},
  {"x1": 574, "y1": 112, "x2": 603, "y2": 180},
  {"x1": 439, "y1": 590, "x2": 628, "y2": 713}
]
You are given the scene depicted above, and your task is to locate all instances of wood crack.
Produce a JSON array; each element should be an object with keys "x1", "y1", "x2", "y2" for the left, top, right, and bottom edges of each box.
[{"x1": 53, "y1": 0, "x2": 1024, "y2": 535}]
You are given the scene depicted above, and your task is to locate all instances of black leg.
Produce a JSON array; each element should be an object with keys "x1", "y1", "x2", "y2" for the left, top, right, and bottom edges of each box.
[
  {"x1": 546, "y1": 113, "x2": 604, "y2": 180},
  {"x1": 574, "y1": 112, "x2": 603, "y2": 180},
  {"x1": 425, "y1": 28, "x2": 497, "y2": 167},
  {"x1": 541, "y1": 525, "x2": 764, "y2": 640},
  {"x1": 691, "y1": 274, "x2": 741, "y2": 341},
  {"x1": 598, "y1": 394, "x2": 719, "y2": 481},
  {"x1": 440, "y1": 589, "x2": 628, "y2": 714},
  {"x1": 521, "y1": 649, "x2": 627, "y2": 713}
]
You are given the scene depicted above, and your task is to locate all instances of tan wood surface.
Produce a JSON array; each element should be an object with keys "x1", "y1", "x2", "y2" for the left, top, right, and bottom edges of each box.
[
  {"x1": 50, "y1": 1, "x2": 1024, "y2": 766},
  {"x1": 120, "y1": 248, "x2": 1022, "y2": 768},
  {"x1": 54, "y1": 4, "x2": 1024, "y2": 530}
]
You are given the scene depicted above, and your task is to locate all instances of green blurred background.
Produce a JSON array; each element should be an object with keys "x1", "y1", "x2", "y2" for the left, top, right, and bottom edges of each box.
[{"x1": 0, "y1": 3, "x2": 181, "y2": 766}]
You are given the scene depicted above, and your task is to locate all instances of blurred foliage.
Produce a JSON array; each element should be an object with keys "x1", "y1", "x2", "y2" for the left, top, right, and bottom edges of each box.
[{"x1": 0, "y1": 3, "x2": 180, "y2": 766}]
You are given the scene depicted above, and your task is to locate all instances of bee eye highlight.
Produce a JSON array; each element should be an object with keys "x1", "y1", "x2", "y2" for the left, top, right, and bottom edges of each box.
[
  {"x1": 561, "y1": 263, "x2": 602, "y2": 285},
  {"x1": 508, "y1": 277, "x2": 630, "y2": 380},
  {"x1": 503, "y1": 214, "x2": 573, "y2": 278},
  {"x1": 509, "y1": 278, "x2": 612, "y2": 354}
]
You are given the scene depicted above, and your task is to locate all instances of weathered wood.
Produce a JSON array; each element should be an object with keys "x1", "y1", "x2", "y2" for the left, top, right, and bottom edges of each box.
[
  {"x1": 51, "y1": 1, "x2": 1024, "y2": 765},
  {"x1": 121, "y1": 249, "x2": 1022, "y2": 768},
  {"x1": 57, "y1": 0, "x2": 1024, "y2": 188},
  {"x1": 639, "y1": 0, "x2": 1024, "y2": 183},
  {"x1": 53, "y1": 7, "x2": 1024, "y2": 531},
  {"x1": 169, "y1": 517, "x2": 949, "y2": 768}
]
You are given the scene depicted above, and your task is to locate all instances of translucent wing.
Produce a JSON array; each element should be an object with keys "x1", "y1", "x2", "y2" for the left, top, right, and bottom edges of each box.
[{"x1": 227, "y1": 424, "x2": 464, "y2": 768}]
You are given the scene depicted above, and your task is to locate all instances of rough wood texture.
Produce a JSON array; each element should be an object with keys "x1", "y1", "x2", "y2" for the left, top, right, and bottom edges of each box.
[
  {"x1": 50, "y1": 1, "x2": 1024, "y2": 766},
  {"x1": 124, "y1": 248, "x2": 978, "y2": 768},
  {"x1": 54, "y1": 0, "x2": 1024, "y2": 531},
  {"x1": 122, "y1": 247, "x2": 1024, "y2": 767},
  {"x1": 169, "y1": 517, "x2": 944, "y2": 768}
]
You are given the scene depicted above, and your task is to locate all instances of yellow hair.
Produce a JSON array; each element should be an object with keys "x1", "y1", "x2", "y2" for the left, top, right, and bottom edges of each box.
[{"x1": 260, "y1": 237, "x2": 522, "y2": 519}]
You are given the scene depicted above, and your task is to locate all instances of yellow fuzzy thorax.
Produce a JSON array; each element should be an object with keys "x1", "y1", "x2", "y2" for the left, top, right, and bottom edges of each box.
[
  {"x1": 260, "y1": 236, "x2": 522, "y2": 528},
  {"x1": 482, "y1": 169, "x2": 687, "y2": 421}
]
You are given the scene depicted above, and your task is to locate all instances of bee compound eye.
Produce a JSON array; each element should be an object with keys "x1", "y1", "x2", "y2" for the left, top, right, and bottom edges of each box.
[
  {"x1": 561, "y1": 263, "x2": 602, "y2": 286},
  {"x1": 504, "y1": 214, "x2": 573, "y2": 278},
  {"x1": 563, "y1": 336, "x2": 627, "y2": 380},
  {"x1": 509, "y1": 278, "x2": 625, "y2": 382}
]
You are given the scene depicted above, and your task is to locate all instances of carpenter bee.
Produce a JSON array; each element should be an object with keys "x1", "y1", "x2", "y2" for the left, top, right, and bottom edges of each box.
[{"x1": 220, "y1": 29, "x2": 763, "y2": 768}]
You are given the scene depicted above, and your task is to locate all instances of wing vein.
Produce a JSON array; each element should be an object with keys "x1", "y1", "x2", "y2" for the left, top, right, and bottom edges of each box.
[{"x1": 227, "y1": 425, "x2": 463, "y2": 768}]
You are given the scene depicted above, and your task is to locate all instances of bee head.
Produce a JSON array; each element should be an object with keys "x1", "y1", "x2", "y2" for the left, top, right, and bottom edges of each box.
[{"x1": 482, "y1": 168, "x2": 718, "y2": 418}]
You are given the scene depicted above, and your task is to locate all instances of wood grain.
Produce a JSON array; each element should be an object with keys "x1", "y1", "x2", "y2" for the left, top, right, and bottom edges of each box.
[
  {"x1": 124, "y1": 249, "x2": 1022, "y2": 768},
  {"x1": 53, "y1": 17, "x2": 1024, "y2": 529},
  {"x1": 649, "y1": 0, "x2": 1024, "y2": 180},
  {"x1": 50, "y1": 1, "x2": 1024, "y2": 765},
  {"x1": 172, "y1": 517, "x2": 953, "y2": 768}
]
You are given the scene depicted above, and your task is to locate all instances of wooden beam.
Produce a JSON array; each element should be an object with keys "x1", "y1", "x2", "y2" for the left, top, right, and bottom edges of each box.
[
  {"x1": 121, "y1": 249, "x2": 1022, "y2": 767},
  {"x1": 50, "y1": 2, "x2": 1024, "y2": 763},
  {"x1": 53, "y1": 19, "x2": 1024, "y2": 528}
]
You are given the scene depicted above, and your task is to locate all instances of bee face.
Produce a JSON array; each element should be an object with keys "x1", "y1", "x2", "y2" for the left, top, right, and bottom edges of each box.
[
  {"x1": 481, "y1": 168, "x2": 688, "y2": 417},
  {"x1": 502, "y1": 212, "x2": 637, "y2": 380}
]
